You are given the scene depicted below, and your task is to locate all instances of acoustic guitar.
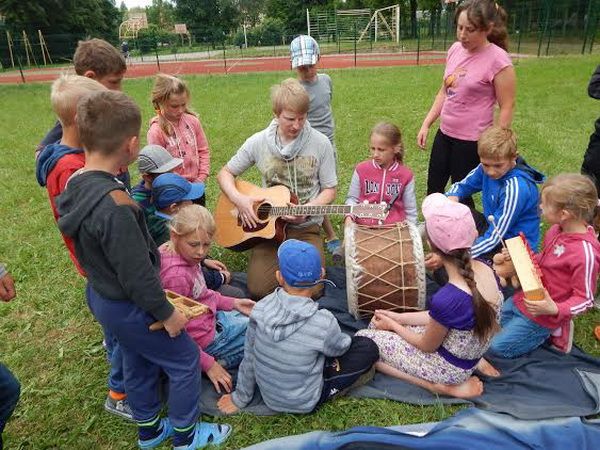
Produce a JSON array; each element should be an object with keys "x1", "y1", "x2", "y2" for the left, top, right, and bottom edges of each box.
[{"x1": 214, "y1": 179, "x2": 389, "y2": 251}]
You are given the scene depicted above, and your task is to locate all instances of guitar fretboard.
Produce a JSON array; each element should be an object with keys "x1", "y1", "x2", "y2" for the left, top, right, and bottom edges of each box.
[{"x1": 268, "y1": 205, "x2": 353, "y2": 216}]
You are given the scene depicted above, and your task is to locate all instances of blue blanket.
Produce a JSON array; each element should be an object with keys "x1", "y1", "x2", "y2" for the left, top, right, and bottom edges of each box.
[
  {"x1": 199, "y1": 269, "x2": 600, "y2": 420},
  {"x1": 242, "y1": 407, "x2": 600, "y2": 450}
]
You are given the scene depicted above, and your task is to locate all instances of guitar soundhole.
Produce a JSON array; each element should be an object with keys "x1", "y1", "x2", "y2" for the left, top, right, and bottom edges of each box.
[{"x1": 256, "y1": 203, "x2": 272, "y2": 221}]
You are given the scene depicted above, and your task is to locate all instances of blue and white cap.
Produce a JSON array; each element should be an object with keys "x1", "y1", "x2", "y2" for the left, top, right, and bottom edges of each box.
[{"x1": 290, "y1": 35, "x2": 320, "y2": 69}]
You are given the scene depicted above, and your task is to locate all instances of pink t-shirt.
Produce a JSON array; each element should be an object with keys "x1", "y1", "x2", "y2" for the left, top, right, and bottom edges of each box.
[{"x1": 440, "y1": 42, "x2": 512, "y2": 141}]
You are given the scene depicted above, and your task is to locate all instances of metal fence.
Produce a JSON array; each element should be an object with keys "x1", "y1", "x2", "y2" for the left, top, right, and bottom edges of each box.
[{"x1": 1, "y1": 0, "x2": 598, "y2": 74}]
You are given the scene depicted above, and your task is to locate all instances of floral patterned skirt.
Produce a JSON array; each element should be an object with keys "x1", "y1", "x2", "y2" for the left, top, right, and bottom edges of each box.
[{"x1": 355, "y1": 325, "x2": 475, "y2": 385}]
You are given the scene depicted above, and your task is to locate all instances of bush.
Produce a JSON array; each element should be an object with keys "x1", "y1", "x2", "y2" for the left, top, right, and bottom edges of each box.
[
  {"x1": 136, "y1": 24, "x2": 179, "y2": 53},
  {"x1": 233, "y1": 18, "x2": 285, "y2": 48}
]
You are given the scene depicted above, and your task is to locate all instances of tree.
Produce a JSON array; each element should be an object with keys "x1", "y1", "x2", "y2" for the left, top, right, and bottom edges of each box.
[
  {"x1": 238, "y1": 0, "x2": 265, "y2": 27},
  {"x1": 0, "y1": 0, "x2": 121, "y2": 39},
  {"x1": 175, "y1": 0, "x2": 241, "y2": 42},
  {"x1": 265, "y1": 0, "x2": 329, "y2": 35},
  {"x1": 146, "y1": 0, "x2": 176, "y2": 30}
]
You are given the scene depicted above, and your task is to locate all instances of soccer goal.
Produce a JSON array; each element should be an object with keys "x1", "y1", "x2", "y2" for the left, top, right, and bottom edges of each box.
[{"x1": 306, "y1": 5, "x2": 400, "y2": 44}]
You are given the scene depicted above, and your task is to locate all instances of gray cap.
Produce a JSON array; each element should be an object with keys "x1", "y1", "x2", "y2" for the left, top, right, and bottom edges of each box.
[{"x1": 137, "y1": 144, "x2": 183, "y2": 174}]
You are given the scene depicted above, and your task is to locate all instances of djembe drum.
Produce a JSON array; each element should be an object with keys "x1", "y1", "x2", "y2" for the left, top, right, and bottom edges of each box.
[{"x1": 345, "y1": 221, "x2": 426, "y2": 319}]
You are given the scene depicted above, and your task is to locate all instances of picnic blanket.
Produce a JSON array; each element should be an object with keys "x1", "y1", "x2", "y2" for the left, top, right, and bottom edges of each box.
[
  {"x1": 241, "y1": 407, "x2": 600, "y2": 450},
  {"x1": 200, "y1": 268, "x2": 600, "y2": 419}
]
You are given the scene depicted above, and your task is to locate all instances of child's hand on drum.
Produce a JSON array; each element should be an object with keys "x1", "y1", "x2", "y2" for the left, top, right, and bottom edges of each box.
[{"x1": 424, "y1": 252, "x2": 443, "y2": 271}]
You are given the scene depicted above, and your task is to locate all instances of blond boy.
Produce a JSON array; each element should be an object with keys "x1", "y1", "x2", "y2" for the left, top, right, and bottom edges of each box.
[
  {"x1": 217, "y1": 78, "x2": 337, "y2": 299},
  {"x1": 446, "y1": 125, "x2": 545, "y2": 259},
  {"x1": 36, "y1": 39, "x2": 129, "y2": 183}
]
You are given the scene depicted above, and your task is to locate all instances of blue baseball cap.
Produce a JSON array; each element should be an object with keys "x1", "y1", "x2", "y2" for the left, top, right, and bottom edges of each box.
[
  {"x1": 152, "y1": 173, "x2": 205, "y2": 211},
  {"x1": 277, "y1": 239, "x2": 335, "y2": 288}
]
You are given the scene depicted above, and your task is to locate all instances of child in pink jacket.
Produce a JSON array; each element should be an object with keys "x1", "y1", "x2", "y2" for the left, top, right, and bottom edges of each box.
[
  {"x1": 345, "y1": 122, "x2": 417, "y2": 226},
  {"x1": 148, "y1": 74, "x2": 210, "y2": 199},
  {"x1": 491, "y1": 173, "x2": 600, "y2": 356},
  {"x1": 159, "y1": 204, "x2": 255, "y2": 393}
]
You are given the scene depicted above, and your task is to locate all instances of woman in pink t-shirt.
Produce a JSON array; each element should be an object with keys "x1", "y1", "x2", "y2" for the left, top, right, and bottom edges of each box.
[{"x1": 417, "y1": 0, "x2": 516, "y2": 208}]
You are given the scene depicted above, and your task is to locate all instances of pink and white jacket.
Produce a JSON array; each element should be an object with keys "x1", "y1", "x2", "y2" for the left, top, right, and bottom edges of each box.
[
  {"x1": 147, "y1": 113, "x2": 210, "y2": 183},
  {"x1": 513, "y1": 224, "x2": 600, "y2": 352},
  {"x1": 345, "y1": 159, "x2": 417, "y2": 226},
  {"x1": 159, "y1": 245, "x2": 235, "y2": 372}
]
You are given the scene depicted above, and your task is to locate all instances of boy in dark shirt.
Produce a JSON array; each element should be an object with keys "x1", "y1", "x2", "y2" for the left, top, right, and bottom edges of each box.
[{"x1": 57, "y1": 91, "x2": 231, "y2": 449}]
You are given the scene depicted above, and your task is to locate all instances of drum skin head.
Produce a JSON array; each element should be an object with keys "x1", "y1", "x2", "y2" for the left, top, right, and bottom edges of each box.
[{"x1": 345, "y1": 222, "x2": 426, "y2": 319}]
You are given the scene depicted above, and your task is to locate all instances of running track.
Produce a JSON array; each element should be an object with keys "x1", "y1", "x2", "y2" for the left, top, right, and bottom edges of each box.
[{"x1": 0, "y1": 51, "x2": 446, "y2": 84}]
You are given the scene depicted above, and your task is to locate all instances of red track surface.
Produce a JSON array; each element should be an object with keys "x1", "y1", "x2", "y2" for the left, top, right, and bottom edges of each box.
[{"x1": 0, "y1": 51, "x2": 445, "y2": 84}]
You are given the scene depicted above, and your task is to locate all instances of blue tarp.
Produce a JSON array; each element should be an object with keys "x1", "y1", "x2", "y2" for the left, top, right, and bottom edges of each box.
[{"x1": 243, "y1": 408, "x2": 600, "y2": 450}]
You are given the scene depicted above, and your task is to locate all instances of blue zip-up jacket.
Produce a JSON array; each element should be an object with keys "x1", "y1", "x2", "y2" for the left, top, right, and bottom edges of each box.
[{"x1": 446, "y1": 157, "x2": 545, "y2": 257}]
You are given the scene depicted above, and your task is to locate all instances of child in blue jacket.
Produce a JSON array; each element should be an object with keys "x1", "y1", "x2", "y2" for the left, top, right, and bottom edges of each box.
[{"x1": 446, "y1": 125, "x2": 545, "y2": 259}]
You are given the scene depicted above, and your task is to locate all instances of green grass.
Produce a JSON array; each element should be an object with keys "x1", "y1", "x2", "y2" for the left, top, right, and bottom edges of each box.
[{"x1": 1, "y1": 54, "x2": 599, "y2": 449}]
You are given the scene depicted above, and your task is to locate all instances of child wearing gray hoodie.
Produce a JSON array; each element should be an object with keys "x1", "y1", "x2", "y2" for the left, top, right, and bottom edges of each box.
[{"x1": 217, "y1": 240, "x2": 378, "y2": 414}]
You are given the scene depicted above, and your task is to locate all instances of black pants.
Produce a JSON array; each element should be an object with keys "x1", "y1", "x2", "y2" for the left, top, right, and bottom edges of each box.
[
  {"x1": 427, "y1": 129, "x2": 480, "y2": 209},
  {"x1": 315, "y1": 336, "x2": 379, "y2": 409},
  {"x1": 581, "y1": 130, "x2": 600, "y2": 195}
]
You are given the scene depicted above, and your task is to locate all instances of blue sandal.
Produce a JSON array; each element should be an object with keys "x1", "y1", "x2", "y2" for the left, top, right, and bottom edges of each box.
[
  {"x1": 173, "y1": 422, "x2": 232, "y2": 449},
  {"x1": 138, "y1": 418, "x2": 174, "y2": 449}
]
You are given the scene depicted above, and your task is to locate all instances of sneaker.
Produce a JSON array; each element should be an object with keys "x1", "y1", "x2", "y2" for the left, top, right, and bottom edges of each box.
[
  {"x1": 173, "y1": 422, "x2": 232, "y2": 450},
  {"x1": 138, "y1": 418, "x2": 174, "y2": 449},
  {"x1": 104, "y1": 394, "x2": 134, "y2": 422}
]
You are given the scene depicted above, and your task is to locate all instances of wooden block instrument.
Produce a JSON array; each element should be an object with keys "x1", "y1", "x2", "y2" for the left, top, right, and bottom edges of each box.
[
  {"x1": 149, "y1": 290, "x2": 210, "y2": 331},
  {"x1": 214, "y1": 179, "x2": 389, "y2": 251},
  {"x1": 505, "y1": 233, "x2": 545, "y2": 301}
]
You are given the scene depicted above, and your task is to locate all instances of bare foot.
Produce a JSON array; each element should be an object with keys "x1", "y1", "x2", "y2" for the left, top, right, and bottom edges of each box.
[
  {"x1": 476, "y1": 358, "x2": 500, "y2": 377},
  {"x1": 433, "y1": 376, "x2": 484, "y2": 398}
]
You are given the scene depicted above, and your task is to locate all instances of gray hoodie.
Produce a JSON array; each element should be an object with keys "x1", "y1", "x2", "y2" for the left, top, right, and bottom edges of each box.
[
  {"x1": 226, "y1": 119, "x2": 337, "y2": 228},
  {"x1": 231, "y1": 287, "x2": 351, "y2": 413},
  {"x1": 56, "y1": 170, "x2": 173, "y2": 321}
]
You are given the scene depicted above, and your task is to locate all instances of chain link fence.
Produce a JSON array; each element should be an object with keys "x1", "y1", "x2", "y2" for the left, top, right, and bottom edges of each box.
[{"x1": 1, "y1": 0, "x2": 598, "y2": 75}]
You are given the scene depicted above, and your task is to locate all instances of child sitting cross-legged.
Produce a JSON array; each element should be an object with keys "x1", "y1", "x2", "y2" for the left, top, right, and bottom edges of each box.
[
  {"x1": 356, "y1": 193, "x2": 503, "y2": 398},
  {"x1": 217, "y1": 240, "x2": 379, "y2": 414},
  {"x1": 490, "y1": 173, "x2": 600, "y2": 357},
  {"x1": 152, "y1": 173, "x2": 239, "y2": 294},
  {"x1": 159, "y1": 204, "x2": 256, "y2": 394}
]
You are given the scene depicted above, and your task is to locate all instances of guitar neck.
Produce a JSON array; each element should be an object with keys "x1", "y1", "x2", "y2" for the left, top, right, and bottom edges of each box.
[{"x1": 270, "y1": 204, "x2": 352, "y2": 216}]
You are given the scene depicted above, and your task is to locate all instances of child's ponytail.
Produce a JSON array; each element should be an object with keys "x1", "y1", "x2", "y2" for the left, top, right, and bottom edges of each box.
[
  {"x1": 450, "y1": 249, "x2": 498, "y2": 342},
  {"x1": 371, "y1": 122, "x2": 405, "y2": 163},
  {"x1": 151, "y1": 73, "x2": 197, "y2": 136}
]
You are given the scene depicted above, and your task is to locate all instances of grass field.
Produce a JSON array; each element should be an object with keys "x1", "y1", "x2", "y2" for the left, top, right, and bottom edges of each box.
[{"x1": 1, "y1": 54, "x2": 599, "y2": 449}]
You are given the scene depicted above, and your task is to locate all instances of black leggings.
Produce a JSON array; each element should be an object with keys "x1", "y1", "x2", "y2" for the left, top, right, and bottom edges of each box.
[
  {"x1": 581, "y1": 130, "x2": 600, "y2": 195},
  {"x1": 427, "y1": 129, "x2": 480, "y2": 208}
]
